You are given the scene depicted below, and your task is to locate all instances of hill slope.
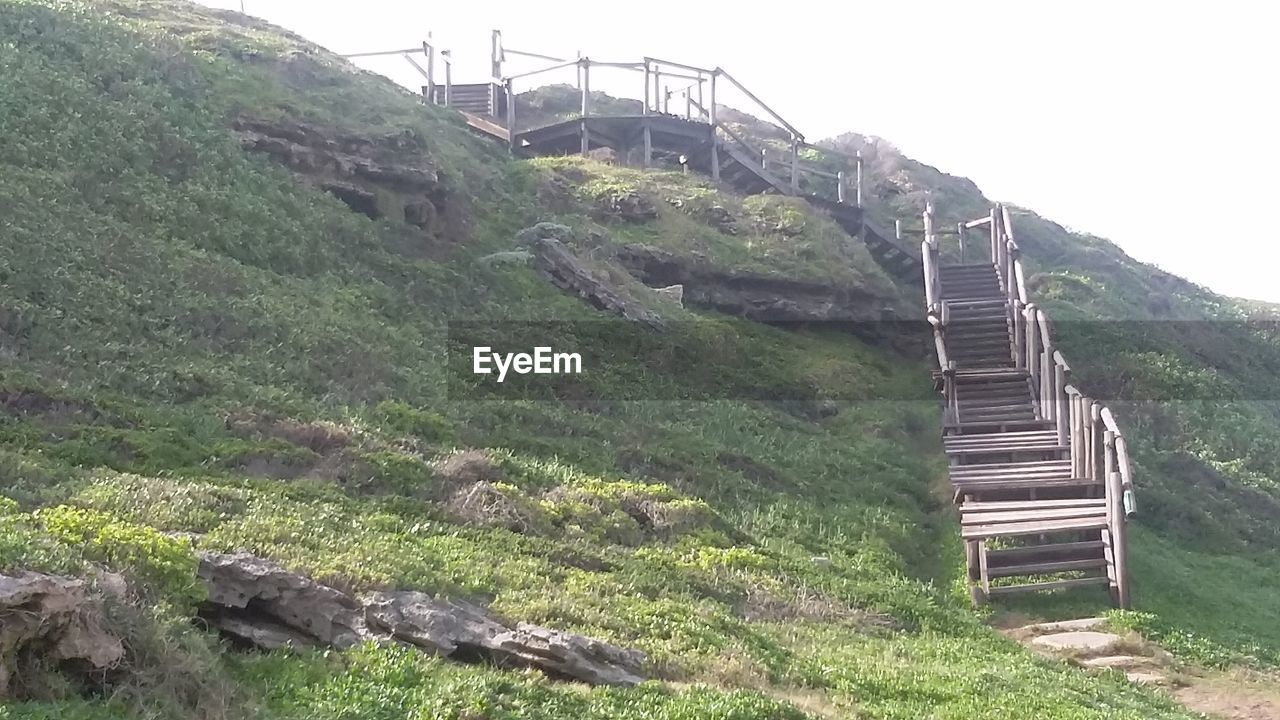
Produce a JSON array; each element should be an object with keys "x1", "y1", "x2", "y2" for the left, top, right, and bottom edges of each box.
[{"x1": 0, "y1": 1, "x2": 1274, "y2": 719}]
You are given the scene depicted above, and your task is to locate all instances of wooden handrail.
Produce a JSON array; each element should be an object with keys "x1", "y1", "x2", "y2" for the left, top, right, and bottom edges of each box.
[
  {"x1": 714, "y1": 67, "x2": 804, "y2": 140},
  {"x1": 503, "y1": 57, "x2": 581, "y2": 81},
  {"x1": 925, "y1": 203, "x2": 1137, "y2": 540}
]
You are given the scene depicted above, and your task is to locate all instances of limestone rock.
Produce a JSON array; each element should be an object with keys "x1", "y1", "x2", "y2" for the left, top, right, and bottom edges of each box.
[
  {"x1": 363, "y1": 591, "x2": 506, "y2": 656},
  {"x1": 231, "y1": 117, "x2": 445, "y2": 234},
  {"x1": 1031, "y1": 631, "x2": 1124, "y2": 654},
  {"x1": 197, "y1": 551, "x2": 366, "y2": 649},
  {"x1": 491, "y1": 623, "x2": 646, "y2": 687},
  {"x1": 593, "y1": 189, "x2": 657, "y2": 223},
  {"x1": 652, "y1": 284, "x2": 684, "y2": 306},
  {"x1": 198, "y1": 554, "x2": 648, "y2": 686},
  {"x1": 615, "y1": 243, "x2": 895, "y2": 324},
  {"x1": 0, "y1": 572, "x2": 124, "y2": 698},
  {"x1": 529, "y1": 235, "x2": 666, "y2": 330},
  {"x1": 1019, "y1": 617, "x2": 1108, "y2": 634},
  {"x1": 1080, "y1": 655, "x2": 1151, "y2": 670}
]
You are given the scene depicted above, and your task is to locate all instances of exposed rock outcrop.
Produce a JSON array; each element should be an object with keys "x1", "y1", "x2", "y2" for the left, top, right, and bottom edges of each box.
[
  {"x1": 231, "y1": 117, "x2": 450, "y2": 237},
  {"x1": 616, "y1": 243, "x2": 895, "y2": 323},
  {"x1": 197, "y1": 552, "x2": 365, "y2": 649},
  {"x1": 516, "y1": 224, "x2": 667, "y2": 330},
  {"x1": 197, "y1": 552, "x2": 646, "y2": 686},
  {"x1": 0, "y1": 572, "x2": 124, "y2": 698}
]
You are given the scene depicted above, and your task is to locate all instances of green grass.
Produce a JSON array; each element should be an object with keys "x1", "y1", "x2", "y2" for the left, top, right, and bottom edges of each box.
[{"x1": 0, "y1": 1, "x2": 1275, "y2": 719}]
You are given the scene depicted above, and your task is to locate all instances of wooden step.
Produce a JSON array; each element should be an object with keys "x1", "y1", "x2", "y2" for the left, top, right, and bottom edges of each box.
[
  {"x1": 986, "y1": 540, "x2": 1106, "y2": 566},
  {"x1": 962, "y1": 498, "x2": 1105, "y2": 512},
  {"x1": 952, "y1": 476, "x2": 1099, "y2": 494},
  {"x1": 962, "y1": 505, "x2": 1108, "y2": 526},
  {"x1": 985, "y1": 576, "x2": 1111, "y2": 596},
  {"x1": 945, "y1": 419, "x2": 1054, "y2": 433},
  {"x1": 962, "y1": 515, "x2": 1109, "y2": 540},
  {"x1": 987, "y1": 558, "x2": 1108, "y2": 579}
]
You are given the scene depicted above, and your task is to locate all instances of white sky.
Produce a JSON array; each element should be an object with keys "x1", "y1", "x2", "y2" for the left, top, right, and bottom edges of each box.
[{"x1": 198, "y1": 1, "x2": 1280, "y2": 301}]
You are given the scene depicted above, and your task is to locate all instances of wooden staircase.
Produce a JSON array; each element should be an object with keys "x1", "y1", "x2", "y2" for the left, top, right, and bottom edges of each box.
[{"x1": 923, "y1": 204, "x2": 1137, "y2": 607}]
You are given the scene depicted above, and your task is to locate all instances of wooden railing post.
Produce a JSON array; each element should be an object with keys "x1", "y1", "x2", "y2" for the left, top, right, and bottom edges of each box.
[
  {"x1": 855, "y1": 150, "x2": 864, "y2": 207},
  {"x1": 442, "y1": 50, "x2": 453, "y2": 106},
  {"x1": 424, "y1": 39, "x2": 436, "y2": 103},
  {"x1": 490, "y1": 29, "x2": 503, "y2": 80},
  {"x1": 789, "y1": 136, "x2": 800, "y2": 190},
  {"x1": 579, "y1": 59, "x2": 590, "y2": 156},
  {"x1": 1054, "y1": 356, "x2": 1069, "y2": 444},
  {"x1": 957, "y1": 223, "x2": 966, "y2": 263},
  {"x1": 505, "y1": 79, "x2": 516, "y2": 150},
  {"x1": 708, "y1": 71, "x2": 719, "y2": 181},
  {"x1": 836, "y1": 171, "x2": 846, "y2": 204}
]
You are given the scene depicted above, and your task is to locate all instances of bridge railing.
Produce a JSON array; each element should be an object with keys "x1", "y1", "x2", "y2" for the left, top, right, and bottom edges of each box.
[{"x1": 923, "y1": 203, "x2": 1136, "y2": 606}]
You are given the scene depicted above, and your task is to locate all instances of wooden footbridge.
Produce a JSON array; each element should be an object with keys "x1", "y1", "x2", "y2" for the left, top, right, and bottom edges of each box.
[
  {"x1": 345, "y1": 31, "x2": 920, "y2": 282},
  {"x1": 920, "y1": 204, "x2": 1137, "y2": 606}
]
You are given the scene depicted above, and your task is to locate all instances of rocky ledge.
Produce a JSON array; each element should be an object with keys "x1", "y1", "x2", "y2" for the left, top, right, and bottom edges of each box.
[{"x1": 198, "y1": 552, "x2": 646, "y2": 686}]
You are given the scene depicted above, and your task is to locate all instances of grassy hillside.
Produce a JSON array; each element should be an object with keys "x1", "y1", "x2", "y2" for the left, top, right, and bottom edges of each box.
[{"x1": 0, "y1": 1, "x2": 1272, "y2": 719}]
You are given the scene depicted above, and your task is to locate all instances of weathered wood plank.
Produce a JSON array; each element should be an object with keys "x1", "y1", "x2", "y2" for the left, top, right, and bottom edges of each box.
[
  {"x1": 962, "y1": 516, "x2": 1108, "y2": 540},
  {"x1": 985, "y1": 576, "x2": 1110, "y2": 595}
]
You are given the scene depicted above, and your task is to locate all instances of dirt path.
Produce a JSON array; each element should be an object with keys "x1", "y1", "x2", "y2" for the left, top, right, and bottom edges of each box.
[{"x1": 1174, "y1": 670, "x2": 1280, "y2": 720}]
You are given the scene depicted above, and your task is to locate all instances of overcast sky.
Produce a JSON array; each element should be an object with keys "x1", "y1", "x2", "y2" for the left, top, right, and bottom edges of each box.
[{"x1": 198, "y1": 1, "x2": 1280, "y2": 302}]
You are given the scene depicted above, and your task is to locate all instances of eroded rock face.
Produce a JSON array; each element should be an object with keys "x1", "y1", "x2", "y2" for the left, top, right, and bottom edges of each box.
[
  {"x1": 616, "y1": 243, "x2": 895, "y2": 323},
  {"x1": 231, "y1": 117, "x2": 450, "y2": 237},
  {"x1": 363, "y1": 591, "x2": 506, "y2": 656},
  {"x1": 491, "y1": 624, "x2": 646, "y2": 686},
  {"x1": 0, "y1": 572, "x2": 124, "y2": 698},
  {"x1": 197, "y1": 552, "x2": 366, "y2": 649},
  {"x1": 515, "y1": 225, "x2": 666, "y2": 330},
  {"x1": 198, "y1": 552, "x2": 647, "y2": 686}
]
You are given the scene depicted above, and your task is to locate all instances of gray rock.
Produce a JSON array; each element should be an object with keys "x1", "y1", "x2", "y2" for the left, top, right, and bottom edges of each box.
[
  {"x1": 197, "y1": 552, "x2": 366, "y2": 649},
  {"x1": 198, "y1": 554, "x2": 647, "y2": 686},
  {"x1": 652, "y1": 284, "x2": 684, "y2": 306},
  {"x1": 1080, "y1": 655, "x2": 1151, "y2": 670},
  {"x1": 614, "y1": 243, "x2": 895, "y2": 324},
  {"x1": 514, "y1": 222, "x2": 575, "y2": 246},
  {"x1": 531, "y1": 238, "x2": 666, "y2": 330},
  {"x1": 476, "y1": 251, "x2": 534, "y2": 268},
  {"x1": 1019, "y1": 617, "x2": 1108, "y2": 634},
  {"x1": 1125, "y1": 671, "x2": 1168, "y2": 685},
  {"x1": 1031, "y1": 631, "x2": 1124, "y2": 654},
  {"x1": 364, "y1": 591, "x2": 506, "y2": 656},
  {"x1": 0, "y1": 572, "x2": 124, "y2": 698},
  {"x1": 364, "y1": 591, "x2": 645, "y2": 686},
  {"x1": 492, "y1": 623, "x2": 646, "y2": 687}
]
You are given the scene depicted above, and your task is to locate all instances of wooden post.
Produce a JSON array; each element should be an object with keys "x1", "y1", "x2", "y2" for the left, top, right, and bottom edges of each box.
[
  {"x1": 490, "y1": 29, "x2": 502, "y2": 80},
  {"x1": 697, "y1": 77, "x2": 704, "y2": 119},
  {"x1": 580, "y1": 60, "x2": 590, "y2": 156},
  {"x1": 1055, "y1": 362, "x2": 1068, "y2": 444},
  {"x1": 789, "y1": 136, "x2": 799, "y2": 191},
  {"x1": 956, "y1": 223, "x2": 966, "y2": 263},
  {"x1": 441, "y1": 50, "x2": 452, "y2": 106},
  {"x1": 895, "y1": 219, "x2": 902, "y2": 243},
  {"x1": 505, "y1": 79, "x2": 516, "y2": 151},
  {"x1": 989, "y1": 207, "x2": 999, "y2": 275},
  {"x1": 836, "y1": 171, "x2": 846, "y2": 204},
  {"x1": 644, "y1": 120, "x2": 652, "y2": 167},
  {"x1": 424, "y1": 39, "x2": 436, "y2": 103},
  {"x1": 653, "y1": 69, "x2": 662, "y2": 113},
  {"x1": 709, "y1": 72, "x2": 719, "y2": 181},
  {"x1": 855, "y1": 150, "x2": 863, "y2": 207},
  {"x1": 642, "y1": 61, "x2": 651, "y2": 115},
  {"x1": 685, "y1": 90, "x2": 691, "y2": 119},
  {"x1": 663, "y1": 85, "x2": 670, "y2": 114}
]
